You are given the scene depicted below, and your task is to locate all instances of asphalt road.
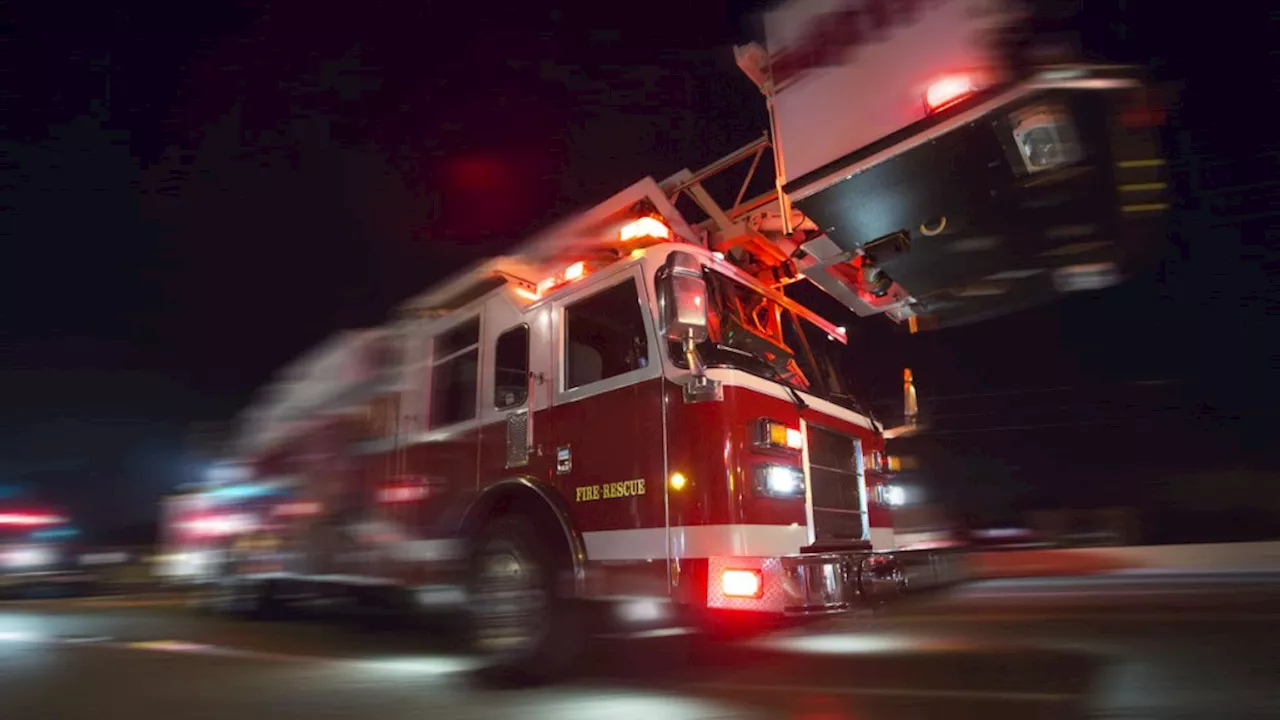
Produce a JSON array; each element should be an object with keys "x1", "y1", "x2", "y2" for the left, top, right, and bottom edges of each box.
[{"x1": 1, "y1": 573, "x2": 1278, "y2": 719}]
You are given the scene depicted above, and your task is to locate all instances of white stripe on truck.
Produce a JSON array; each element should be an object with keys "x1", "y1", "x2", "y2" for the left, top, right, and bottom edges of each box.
[{"x1": 582, "y1": 524, "x2": 813, "y2": 561}]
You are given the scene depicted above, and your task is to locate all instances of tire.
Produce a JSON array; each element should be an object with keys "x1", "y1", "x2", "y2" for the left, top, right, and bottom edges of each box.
[{"x1": 466, "y1": 515, "x2": 583, "y2": 685}]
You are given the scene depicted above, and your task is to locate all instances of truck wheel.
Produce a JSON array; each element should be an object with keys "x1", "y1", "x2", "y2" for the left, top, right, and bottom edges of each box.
[{"x1": 467, "y1": 515, "x2": 581, "y2": 685}]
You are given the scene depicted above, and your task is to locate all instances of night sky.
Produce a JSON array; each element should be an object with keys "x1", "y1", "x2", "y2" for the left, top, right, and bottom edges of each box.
[{"x1": 3, "y1": 0, "x2": 1276, "y2": 540}]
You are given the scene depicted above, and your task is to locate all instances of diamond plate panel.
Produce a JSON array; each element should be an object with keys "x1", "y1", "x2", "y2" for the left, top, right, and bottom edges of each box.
[
  {"x1": 706, "y1": 556, "x2": 788, "y2": 612},
  {"x1": 504, "y1": 412, "x2": 529, "y2": 468},
  {"x1": 706, "y1": 553, "x2": 867, "y2": 614}
]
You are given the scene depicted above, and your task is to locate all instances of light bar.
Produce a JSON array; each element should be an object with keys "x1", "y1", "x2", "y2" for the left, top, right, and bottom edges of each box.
[{"x1": 523, "y1": 260, "x2": 594, "y2": 302}]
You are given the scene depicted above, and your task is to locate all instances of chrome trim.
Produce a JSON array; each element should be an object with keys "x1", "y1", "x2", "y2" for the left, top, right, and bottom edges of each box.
[
  {"x1": 859, "y1": 555, "x2": 906, "y2": 606},
  {"x1": 799, "y1": 417, "x2": 817, "y2": 546},
  {"x1": 854, "y1": 438, "x2": 870, "y2": 541},
  {"x1": 805, "y1": 423, "x2": 870, "y2": 543},
  {"x1": 780, "y1": 552, "x2": 857, "y2": 614},
  {"x1": 775, "y1": 548, "x2": 966, "y2": 615},
  {"x1": 657, "y1": 296, "x2": 675, "y2": 596}
]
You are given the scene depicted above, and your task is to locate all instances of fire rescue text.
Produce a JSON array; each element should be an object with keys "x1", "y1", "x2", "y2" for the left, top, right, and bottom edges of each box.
[{"x1": 575, "y1": 479, "x2": 647, "y2": 502}]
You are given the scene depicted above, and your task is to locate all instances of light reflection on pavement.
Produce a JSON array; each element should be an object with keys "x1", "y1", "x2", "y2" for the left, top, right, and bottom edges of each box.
[{"x1": 0, "y1": 576, "x2": 1277, "y2": 719}]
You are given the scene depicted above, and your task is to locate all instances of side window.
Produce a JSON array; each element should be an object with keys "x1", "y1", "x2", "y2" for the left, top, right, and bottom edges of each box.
[
  {"x1": 429, "y1": 318, "x2": 479, "y2": 427},
  {"x1": 494, "y1": 325, "x2": 529, "y2": 409},
  {"x1": 564, "y1": 279, "x2": 650, "y2": 390}
]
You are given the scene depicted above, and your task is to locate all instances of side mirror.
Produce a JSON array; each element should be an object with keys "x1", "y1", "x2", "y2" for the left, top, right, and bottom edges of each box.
[{"x1": 656, "y1": 251, "x2": 709, "y2": 344}]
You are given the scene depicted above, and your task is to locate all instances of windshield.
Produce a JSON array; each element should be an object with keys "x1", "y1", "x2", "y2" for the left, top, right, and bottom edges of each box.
[{"x1": 668, "y1": 269, "x2": 861, "y2": 412}]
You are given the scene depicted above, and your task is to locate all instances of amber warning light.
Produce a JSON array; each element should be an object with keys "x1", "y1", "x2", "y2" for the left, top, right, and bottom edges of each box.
[
  {"x1": 758, "y1": 418, "x2": 803, "y2": 451},
  {"x1": 515, "y1": 260, "x2": 593, "y2": 302},
  {"x1": 513, "y1": 217, "x2": 670, "y2": 303},
  {"x1": 620, "y1": 216, "x2": 671, "y2": 242}
]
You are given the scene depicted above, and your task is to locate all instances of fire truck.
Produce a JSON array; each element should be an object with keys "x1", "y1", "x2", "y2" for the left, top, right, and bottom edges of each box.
[
  {"x1": 156, "y1": 467, "x2": 274, "y2": 586},
  {"x1": 177, "y1": 0, "x2": 1167, "y2": 680},
  {"x1": 0, "y1": 508, "x2": 92, "y2": 598}
]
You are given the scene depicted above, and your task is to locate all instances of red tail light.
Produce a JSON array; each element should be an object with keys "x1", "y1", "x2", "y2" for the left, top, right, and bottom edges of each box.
[{"x1": 721, "y1": 569, "x2": 764, "y2": 599}]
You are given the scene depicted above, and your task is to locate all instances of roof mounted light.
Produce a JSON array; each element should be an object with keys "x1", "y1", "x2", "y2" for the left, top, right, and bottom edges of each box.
[
  {"x1": 620, "y1": 216, "x2": 671, "y2": 242},
  {"x1": 519, "y1": 260, "x2": 594, "y2": 303},
  {"x1": 924, "y1": 74, "x2": 976, "y2": 113}
]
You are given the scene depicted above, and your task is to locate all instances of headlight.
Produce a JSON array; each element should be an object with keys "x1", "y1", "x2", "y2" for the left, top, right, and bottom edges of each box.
[
  {"x1": 755, "y1": 464, "x2": 805, "y2": 498},
  {"x1": 1007, "y1": 103, "x2": 1081, "y2": 174},
  {"x1": 874, "y1": 484, "x2": 908, "y2": 508}
]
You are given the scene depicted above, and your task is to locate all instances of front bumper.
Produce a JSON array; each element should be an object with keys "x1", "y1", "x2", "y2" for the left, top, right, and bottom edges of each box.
[{"x1": 708, "y1": 548, "x2": 969, "y2": 616}]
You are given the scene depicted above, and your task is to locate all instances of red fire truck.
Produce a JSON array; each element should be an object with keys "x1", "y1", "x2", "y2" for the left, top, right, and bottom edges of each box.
[
  {"x1": 177, "y1": 0, "x2": 1167, "y2": 680},
  {"x1": 1, "y1": 508, "x2": 93, "y2": 598}
]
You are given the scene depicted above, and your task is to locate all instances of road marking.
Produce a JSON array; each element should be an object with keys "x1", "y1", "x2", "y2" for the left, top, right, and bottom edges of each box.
[
  {"x1": 74, "y1": 599, "x2": 189, "y2": 608},
  {"x1": 693, "y1": 681, "x2": 1077, "y2": 703},
  {"x1": 104, "y1": 639, "x2": 335, "y2": 664},
  {"x1": 87, "y1": 636, "x2": 481, "y2": 675}
]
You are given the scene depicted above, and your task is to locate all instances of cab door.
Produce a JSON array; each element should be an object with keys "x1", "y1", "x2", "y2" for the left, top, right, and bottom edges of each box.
[
  {"x1": 542, "y1": 268, "x2": 667, "y2": 565},
  {"x1": 477, "y1": 298, "x2": 551, "y2": 486}
]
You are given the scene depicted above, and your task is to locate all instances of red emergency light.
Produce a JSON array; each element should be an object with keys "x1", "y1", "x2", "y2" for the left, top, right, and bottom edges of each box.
[
  {"x1": 517, "y1": 260, "x2": 593, "y2": 303},
  {"x1": 924, "y1": 74, "x2": 976, "y2": 113},
  {"x1": 0, "y1": 512, "x2": 66, "y2": 526},
  {"x1": 513, "y1": 217, "x2": 670, "y2": 304},
  {"x1": 376, "y1": 485, "x2": 428, "y2": 503}
]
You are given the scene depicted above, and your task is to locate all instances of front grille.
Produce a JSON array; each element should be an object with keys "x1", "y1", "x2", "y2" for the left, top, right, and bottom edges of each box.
[{"x1": 805, "y1": 424, "x2": 867, "y2": 544}]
